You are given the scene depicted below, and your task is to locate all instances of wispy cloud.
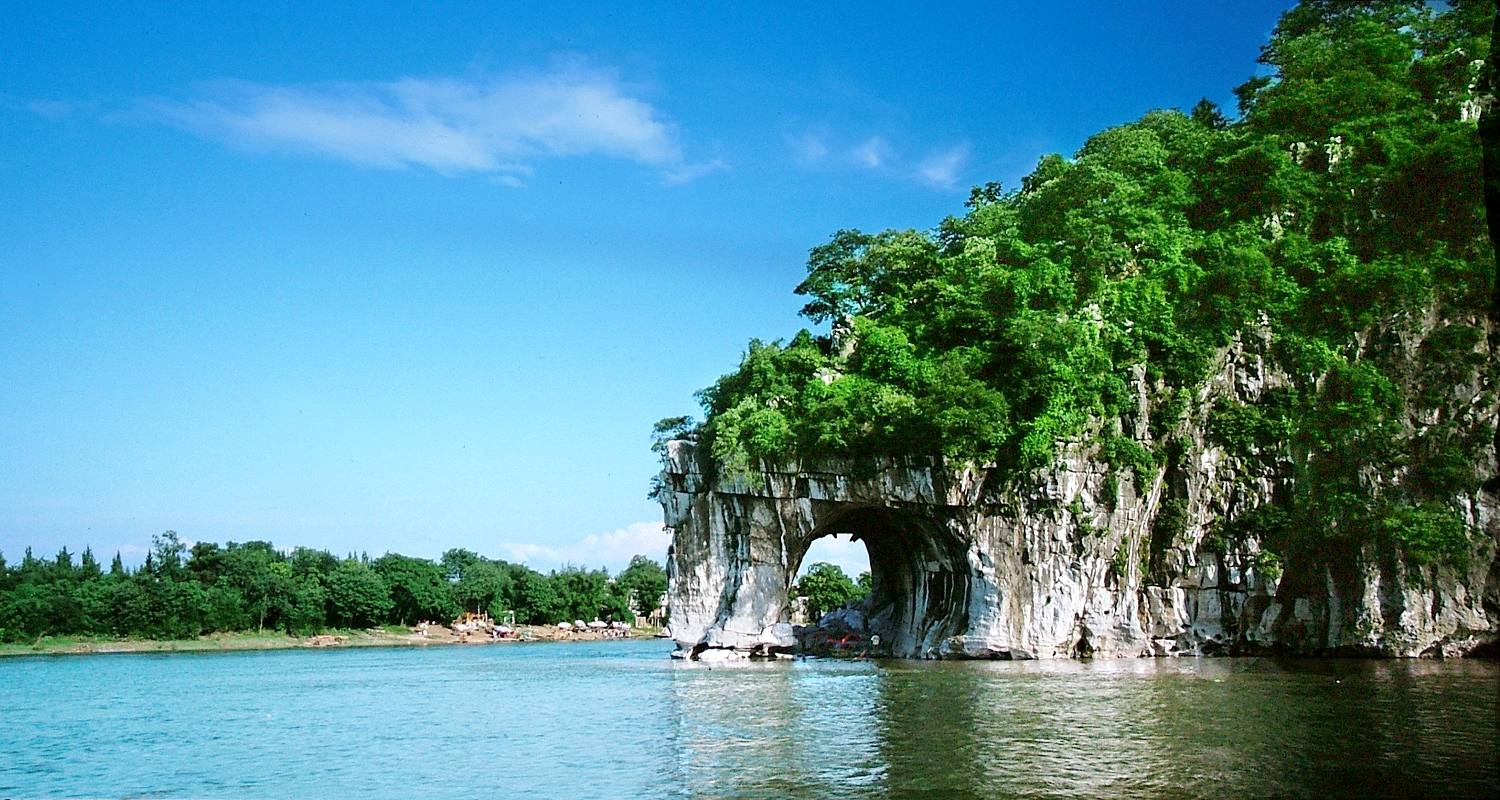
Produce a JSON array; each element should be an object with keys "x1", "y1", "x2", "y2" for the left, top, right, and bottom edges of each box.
[
  {"x1": 27, "y1": 100, "x2": 77, "y2": 120},
  {"x1": 145, "y1": 64, "x2": 721, "y2": 183},
  {"x1": 916, "y1": 145, "x2": 968, "y2": 188},
  {"x1": 3, "y1": 95, "x2": 88, "y2": 120},
  {"x1": 500, "y1": 521, "x2": 669, "y2": 573},
  {"x1": 787, "y1": 130, "x2": 830, "y2": 166},
  {"x1": 786, "y1": 126, "x2": 967, "y2": 189},
  {"x1": 851, "y1": 136, "x2": 889, "y2": 168},
  {"x1": 663, "y1": 158, "x2": 730, "y2": 185}
]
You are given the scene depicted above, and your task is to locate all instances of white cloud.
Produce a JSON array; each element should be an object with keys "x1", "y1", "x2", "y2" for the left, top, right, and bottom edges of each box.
[
  {"x1": 500, "y1": 521, "x2": 669, "y2": 573},
  {"x1": 916, "y1": 145, "x2": 968, "y2": 188},
  {"x1": 662, "y1": 158, "x2": 730, "y2": 185},
  {"x1": 851, "y1": 136, "x2": 889, "y2": 168},
  {"x1": 787, "y1": 127, "x2": 966, "y2": 190},
  {"x1": 147, "y1": 65, "x2": 720, "y2": 182},
  {"x1": 787, "y1": 130, "x2": 829, "y2": 165},
  {"x1": 797, "y1": 533, "x2": 870, "y2": 579}
]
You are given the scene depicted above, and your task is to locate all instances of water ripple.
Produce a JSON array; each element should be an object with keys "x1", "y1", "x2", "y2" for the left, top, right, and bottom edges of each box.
[{"x1": 0, "y1": 646, "x2": 1494, "y2": 798}]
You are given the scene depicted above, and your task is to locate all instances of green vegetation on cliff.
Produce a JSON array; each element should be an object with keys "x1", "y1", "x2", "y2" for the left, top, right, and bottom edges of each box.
[{"x1": 668, "y1": 1, "x2": 1498, "y2": 570}]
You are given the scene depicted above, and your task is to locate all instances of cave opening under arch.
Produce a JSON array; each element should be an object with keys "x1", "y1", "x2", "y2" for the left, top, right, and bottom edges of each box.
[{"x1": 788, "y1": 504, "x2": 974, "y2": 658}]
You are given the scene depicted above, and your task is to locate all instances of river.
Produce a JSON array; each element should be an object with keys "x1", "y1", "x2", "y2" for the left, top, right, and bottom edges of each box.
[{"x1": 1, "y1": 640, "x2": 1494, "y2": 798}]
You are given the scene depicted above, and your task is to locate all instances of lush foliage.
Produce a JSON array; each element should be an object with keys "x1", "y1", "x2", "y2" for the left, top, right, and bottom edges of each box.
[
  {"x1": 0, "y1": 532, "x2": 667, "y2": 643},
  {"x1": 796, "y1": 562, "x2": 870, "y2": 619},
  {"x1": 615, "y1": 555, "x2": 669, "y2": 619},
  {"x1": 669, "y1": 1, "x2": 1496, "y2": 569}
]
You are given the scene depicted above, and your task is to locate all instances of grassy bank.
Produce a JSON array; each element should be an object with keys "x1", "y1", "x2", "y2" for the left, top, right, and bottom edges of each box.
[
  {"x1": 0, "y1": 629, "x2": 380, "y2": 657},
  {"x1": 0, "y1": 625, "x2": 667, "y2": 658}
]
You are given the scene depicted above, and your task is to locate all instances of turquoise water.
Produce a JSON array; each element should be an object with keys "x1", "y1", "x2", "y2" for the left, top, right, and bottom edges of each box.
[{"x1": 1, "y1": 640, "x2": 1495, "y2": 798}]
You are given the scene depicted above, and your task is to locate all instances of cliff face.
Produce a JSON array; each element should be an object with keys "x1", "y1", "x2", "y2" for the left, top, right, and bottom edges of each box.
[{"x1": 657, "y1": 327, "x2": 1500, "y2": 660}]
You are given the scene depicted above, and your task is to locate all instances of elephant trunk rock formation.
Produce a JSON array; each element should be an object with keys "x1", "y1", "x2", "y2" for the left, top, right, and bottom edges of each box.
[{"x1": 656, "y1": 340, "x2": 1500, "y2": 660}]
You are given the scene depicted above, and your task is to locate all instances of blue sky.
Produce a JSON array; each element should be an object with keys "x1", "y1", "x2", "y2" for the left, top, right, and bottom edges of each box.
[{"x1": 1, "y1": 1, "x2": 1297, "y2": 574}]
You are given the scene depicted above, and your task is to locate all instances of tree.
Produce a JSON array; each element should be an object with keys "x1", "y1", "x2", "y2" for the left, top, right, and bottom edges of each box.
[
  {"x1": 794, "y1": 229, "x2": 882, "y2": 323},
  {"x1": 684, "y1": 0, "x2": 1492, "y2": 573},
  {"x1": 650, "y1": 416, "x2": 697, "y2": 453},
  {"x1": 203, "y1": 583, "x2": 248, "y2": 632},
  {"x1": 289, "y1": 548, "x2": 337, "y2": 583},
  {"x1": 599, "y1": 590, "x2": 634, "y2": 623},
  {"x1": 327, "y1": 559, "x2": 392, "y2": 628},
  {"x1": 796, "y1": 563, "x2": 867, "y2": 620},
  {"x1": 551, "y1": 567, "x2": 611, "y2": 622},
  {"x1": 79, "y1": 548, "x2": 101, "y2": 580},
  {"x1": 151, "y1": 531, "x2": 187, "y2": 581},
  {"x1": 100, "y1": 576, "x2": 147, "y2": 636},
  {"x1": 283, "y1": 577, "x2": 328, "y2": 634},
  {"x1": 372, "y1": 554, "x2": 458, "y2": 625},
  {"x1": 512, "y1": 570, "x2": 563, "y2": 625},
  {"x1": 1190, "y1": 98, "x2": 1229, "y2": 130},
  {"x1": 187, "y1": 541, "x2": 225, "y2": 584},
  {"x1": 1, "y1": 583, "x2": 51, "y2": 642},
  {"x1": 75, "y1": 574, "x2": 113, "y2": 634},
  {"x1": 452, "y1": 559, "x2": 513, "y2": 617},
  {"x1": 615, "y1": 555, "x2": 667, "y2": 617},
  {"x1": 439, "y1": 548, "x2": 483, "y2": 582},
  {"x1": 219, "y1": 542, "x2": 296, "y2": 631}
]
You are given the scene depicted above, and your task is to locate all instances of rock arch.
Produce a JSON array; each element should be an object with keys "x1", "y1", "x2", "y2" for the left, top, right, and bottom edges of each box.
[
  {"x1": 796, "y1": 505, "x2": 973, "y2": 657},
  {"x1": 656, "y1": 422, "x2": 1498, "y2": 659},
  {"x1": 657, "y1": 441, "x2": 1009, "y2": 659}
]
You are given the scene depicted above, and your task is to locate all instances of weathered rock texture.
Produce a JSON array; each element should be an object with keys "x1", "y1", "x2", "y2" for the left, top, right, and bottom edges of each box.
[{"x1": 658, "y1": 331, "x2": 1499, "y2": 660}]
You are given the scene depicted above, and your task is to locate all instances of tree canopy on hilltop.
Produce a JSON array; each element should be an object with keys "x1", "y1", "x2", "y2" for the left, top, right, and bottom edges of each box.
[{"x1": 664, "y1": 0, "x2": 1497, "y2": 571}]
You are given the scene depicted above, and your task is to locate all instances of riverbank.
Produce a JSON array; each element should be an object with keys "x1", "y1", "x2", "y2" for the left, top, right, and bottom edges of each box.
[{"x1": 0, "y1": 624, "x2": 667, "y2": 658}]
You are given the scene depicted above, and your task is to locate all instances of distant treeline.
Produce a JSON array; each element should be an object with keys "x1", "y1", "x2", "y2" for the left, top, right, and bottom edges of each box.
[{"x1": 0, "y1": 532, "x2": 667, "y2": 643}]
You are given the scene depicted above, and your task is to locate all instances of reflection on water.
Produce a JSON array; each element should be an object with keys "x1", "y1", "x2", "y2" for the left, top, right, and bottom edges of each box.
[
  {"x1": 664, "y1": 656, "x2": 1499, "y2": 799},
  {"x1": 666, "y1": 659, "x2": 886, "y2": 798},
  {"x1": 0, "y1": 641, "x2": 1494, "y2": 799}
]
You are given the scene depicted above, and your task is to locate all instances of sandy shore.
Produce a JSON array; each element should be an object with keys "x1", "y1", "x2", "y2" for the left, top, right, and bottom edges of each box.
[{"x1": 0, "y1": 624, "x2": 665, "y2": 658}]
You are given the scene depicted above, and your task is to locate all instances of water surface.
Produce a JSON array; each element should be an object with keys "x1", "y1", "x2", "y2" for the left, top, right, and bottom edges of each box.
[{"x1": 1, "y1": 641, "x2": 1494, "y2": 798}]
